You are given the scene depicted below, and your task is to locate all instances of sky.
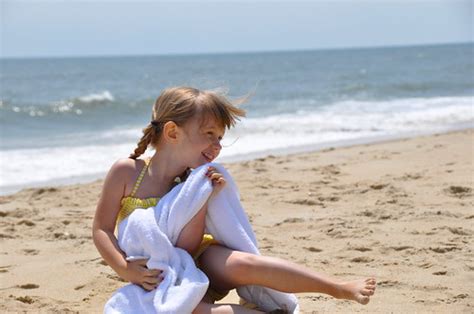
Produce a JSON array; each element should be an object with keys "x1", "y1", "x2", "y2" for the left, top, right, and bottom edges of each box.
[{"x1": 1, "y1": 0, "x2": 472, "y2": 58}]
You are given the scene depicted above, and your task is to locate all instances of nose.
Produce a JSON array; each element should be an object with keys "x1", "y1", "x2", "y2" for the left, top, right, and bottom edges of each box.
[
  {"x1": 214, "y1": 141, "x2": 222, "y2": 151},
  {"x1": 213, "y1": 140, "x2": 222, "y2": 153}
]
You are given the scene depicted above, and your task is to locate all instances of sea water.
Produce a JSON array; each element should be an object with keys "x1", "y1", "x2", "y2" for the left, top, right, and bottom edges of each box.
[{"x1": 1, "y1": 43, "x2": 472, "y2": 194}]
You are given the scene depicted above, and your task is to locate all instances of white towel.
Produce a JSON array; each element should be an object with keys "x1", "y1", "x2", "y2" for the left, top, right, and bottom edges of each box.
[{"x1": 104, "y1": 163, "x2": 300, "y2": 314}]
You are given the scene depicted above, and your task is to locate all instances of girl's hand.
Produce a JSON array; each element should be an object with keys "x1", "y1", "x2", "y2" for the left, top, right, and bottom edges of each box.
[
  {"x1": 123, "y1": 258, "x2": 164, "y2": 291},
  {"x1": 206, "y1": 166, "x2": 226, "y2": 197}
]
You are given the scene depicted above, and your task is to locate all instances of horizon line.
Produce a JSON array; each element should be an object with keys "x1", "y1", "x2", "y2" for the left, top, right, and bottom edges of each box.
[{"x1": 1, "y1": 40, "x2": 472, "y2": 60}]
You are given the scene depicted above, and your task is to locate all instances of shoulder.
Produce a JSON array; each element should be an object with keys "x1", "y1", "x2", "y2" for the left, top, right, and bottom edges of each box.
[
  {"x1": 111, "y1": 158, "x2": 138, "y2": 171},
  {"x1": 106, "y1": 158, "x2": 145, "y2": 183}
]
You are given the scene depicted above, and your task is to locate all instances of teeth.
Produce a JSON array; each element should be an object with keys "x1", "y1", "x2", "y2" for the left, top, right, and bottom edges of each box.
[{"x1": 202, "y1": 152, "x2": 213, "y2": 160}]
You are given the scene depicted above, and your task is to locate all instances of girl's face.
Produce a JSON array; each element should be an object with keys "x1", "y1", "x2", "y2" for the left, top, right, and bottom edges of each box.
[{"x1": 179, "y1": 116, "x2": 225, "y2": 168}]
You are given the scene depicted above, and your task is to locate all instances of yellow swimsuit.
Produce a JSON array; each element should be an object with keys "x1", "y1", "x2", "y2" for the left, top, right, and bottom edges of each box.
[{"x1": 117, "y1": 158, "x2": 227, "y2": 301}]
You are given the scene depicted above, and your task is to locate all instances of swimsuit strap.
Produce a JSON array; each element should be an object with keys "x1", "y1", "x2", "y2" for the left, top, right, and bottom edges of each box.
[{"x1": 130, "y1": 158, "x2": 151, "y2": 197}]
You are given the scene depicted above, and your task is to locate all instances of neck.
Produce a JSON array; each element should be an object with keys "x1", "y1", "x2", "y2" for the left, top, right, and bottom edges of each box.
[{"x1": 148, "y1": 147, "x2": 187, "y2": 184}]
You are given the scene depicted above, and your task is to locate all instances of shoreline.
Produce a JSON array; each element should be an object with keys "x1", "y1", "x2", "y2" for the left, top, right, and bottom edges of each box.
[
  {"x1": 0, "y1": 128, "x2": 472, "y2": 312},
  {"x1": 2, "y1": 126, "x2": 471, "y2": 197}
]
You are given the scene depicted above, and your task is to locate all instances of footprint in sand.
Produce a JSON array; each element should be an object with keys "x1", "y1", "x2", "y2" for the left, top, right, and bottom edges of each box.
[
  {"x1": 286, "y1": 199, "x2": 321, "y2": 206},
  {"x1": 432, "y1": 270, "x2": 447, "y2": 276},
  {"x1": 350, "y1": 246, "x2": 372, "y2": 252},
  {"x1": 17, "y1": 220, "x2": 36, "y2": 227},
  {"x1": 15, "y1": 296, "x2": 35, "y2": 304},
  {"x1": 401, "y1": 173, "x2": 423, "y2": 180},
  {"x1": 454, "y1": 293, "x2": 469, "y2": 300},
  {"x1": 65, "y1": 210, "x2": 82, "y2": 217},
  {"x1": 0, "y1": 265, "x2": 11, "y2": 273},
  {"x1": 321, "y1": 164, "x2": 341, "y2": 175},
  {"x1": 370, "y1": 183, "x2": 388, "y2": 190},
  {"x1": 418, "y1": 262, "x2": 434, "y2": 269},
  {"x1": 53, "y1": 232, "x2": 76, "y2": 240},
  {"x1": 17, "y1": 283, "x2": 39, "y2": 289},
  {"x1": 31, "y1": 187, "x2": 58, "y2": 196},
  {"x1": 390, "y1": 245, "x2": 413, "y2": 252},
  {"x1": 22, "y1": 249, "x2": 39, "y2": 255},
  {"x1": 326, "y1": 227, "x2": 349, "y2": 239},
  {"x1": 350, "y1": 256, "x2": 374, "y2": 263},
  {"x1": 274, "y1": 217, "x2": 306, "y2": 226},
  {"x1": 429, "y1": 246, "x2": 459, "y2": 253},
  {"x1": 448, "y1": 227, "x2": 471, "y2": 236},
  {"x1": 304, "y1": 295, "x2": 330, "y2": 301},
  {"x1": 444, "y1": 186, "x2": 472, "y2": 198},
  {"x1": 378, "y1": 280, "x2": 400, "y2": 287},
  {"x1": 106, "y1": 273, "x2": 127, "y2": 282},
  {"x1": 317, "y1": 196, "x2": 340, "y2": 202},
  {"x1": 304, "y1": 247, "x2": 323, "y2": 253},
  {"x1": 293, "y1": 235, "x2": 310, "y2": 240}
]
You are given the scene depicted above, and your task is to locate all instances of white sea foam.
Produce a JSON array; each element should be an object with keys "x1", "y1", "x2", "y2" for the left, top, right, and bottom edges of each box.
[
  {"x1": 78, "y1": 90, "x2": 115, "y2": 103},
  {"x1": 0, "y1": 96, "x2": 472, "y2": 194}
]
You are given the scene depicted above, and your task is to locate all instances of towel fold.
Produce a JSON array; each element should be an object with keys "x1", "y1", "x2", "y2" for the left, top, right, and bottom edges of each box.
[{"x1": 104, "y1": 163, "x2": 299, "y2": 314}]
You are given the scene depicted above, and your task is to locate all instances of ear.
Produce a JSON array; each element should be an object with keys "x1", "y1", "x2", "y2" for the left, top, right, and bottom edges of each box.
[{"x1": 162, "y1": 121, "x2": 180, "y2": 143}]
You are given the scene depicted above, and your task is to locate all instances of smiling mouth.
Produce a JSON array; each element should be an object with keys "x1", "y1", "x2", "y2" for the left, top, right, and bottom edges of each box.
[{"x1": 202, "y1": 152, "x2": 214, "y2": 162}]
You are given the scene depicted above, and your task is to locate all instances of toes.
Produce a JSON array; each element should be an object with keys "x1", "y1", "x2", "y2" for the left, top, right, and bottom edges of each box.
[
  {"x1": 361, "y1": 288, "x2": 372, "y2": 296},
  {"x1": 366, "y1": 283, "x2": 376, "y2": 290},
  {"x1": 357, "y1": 295, "x2": 370, "y2": 305},
  {"x1": 362, "y1": 288, "x2": 375, "y2": 296}
]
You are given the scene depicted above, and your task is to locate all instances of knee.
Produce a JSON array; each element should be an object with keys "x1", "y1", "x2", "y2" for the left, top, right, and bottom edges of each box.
[{"x1": 227, "y1": 252, "x2": 261, "y2": 284}]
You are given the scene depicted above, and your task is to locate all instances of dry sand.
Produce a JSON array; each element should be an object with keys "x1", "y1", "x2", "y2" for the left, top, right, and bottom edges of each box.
[{"x1": 1, "y1": 129, "x2": 473, "y2": 313}]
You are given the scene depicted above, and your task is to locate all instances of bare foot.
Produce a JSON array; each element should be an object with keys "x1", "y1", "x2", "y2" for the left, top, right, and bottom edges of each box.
[{"x1": 335, "y1": 278, "x2": 376, "y2": 305}]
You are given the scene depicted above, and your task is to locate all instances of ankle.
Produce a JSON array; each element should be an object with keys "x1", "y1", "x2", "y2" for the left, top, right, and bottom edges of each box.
[{"x1": 332, "y1": 281, "x2": 349, "y2": 300}]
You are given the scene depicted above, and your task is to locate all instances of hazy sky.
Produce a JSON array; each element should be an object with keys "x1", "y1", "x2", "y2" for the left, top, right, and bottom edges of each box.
[{"x1": 1, "y1": 0, "x2": 472, "y2": 58}]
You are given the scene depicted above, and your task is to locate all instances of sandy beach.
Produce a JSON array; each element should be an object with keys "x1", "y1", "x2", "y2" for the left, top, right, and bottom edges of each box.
[{"x1": 1, "y1": 129, "x2": 472, "y2": 313}]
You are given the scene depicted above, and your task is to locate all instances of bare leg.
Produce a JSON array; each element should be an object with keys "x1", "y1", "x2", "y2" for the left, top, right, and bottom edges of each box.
[
  {"x1": 193, "y1": 301, "x2": 264, "y2": 314},
  {"x1": 198, "y1": 245, "x2": 376, "y2": 305}
]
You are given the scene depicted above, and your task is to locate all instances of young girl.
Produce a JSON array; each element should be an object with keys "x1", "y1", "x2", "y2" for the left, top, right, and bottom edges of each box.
[{"x1": 93, "y1": 86, "x2": 376, "y2": 313}]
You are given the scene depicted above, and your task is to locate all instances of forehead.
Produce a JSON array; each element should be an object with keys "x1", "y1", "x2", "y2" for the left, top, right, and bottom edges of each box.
[{"x1": 198, "y1": 114, "x2": 225, "y2": 132}]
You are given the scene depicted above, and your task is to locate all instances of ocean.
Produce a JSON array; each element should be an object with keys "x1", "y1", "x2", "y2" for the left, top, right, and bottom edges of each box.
[{"x1": 1, "y1": 43, "x2": 473, "y2": 195}]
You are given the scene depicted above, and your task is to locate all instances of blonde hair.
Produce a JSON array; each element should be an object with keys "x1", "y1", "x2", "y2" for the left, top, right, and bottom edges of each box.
[{"x1": 129, "y1": 86, "x2": 247, "y2": 159}]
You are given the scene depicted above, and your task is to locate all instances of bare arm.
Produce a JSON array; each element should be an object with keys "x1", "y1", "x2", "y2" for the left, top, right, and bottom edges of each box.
[
  {"x1": 92, "y1": 159, "x2": 161, "y2": 290},
  {"x1": 176, "y1": 201, "x2": 209, "y2": 256},
  {"x1": 92, "y1": 159, "x2": 129, "y2": 276},
  {"x1": 176, "y1": 166, "x2": 225, "y2": 256}
]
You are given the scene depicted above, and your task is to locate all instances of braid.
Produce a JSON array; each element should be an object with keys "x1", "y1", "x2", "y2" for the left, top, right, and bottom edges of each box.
[{"x1": 129, "y1": 125, "x2": 154, "y2": 159}]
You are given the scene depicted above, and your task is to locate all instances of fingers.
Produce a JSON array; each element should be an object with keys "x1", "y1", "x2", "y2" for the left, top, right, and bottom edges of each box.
[
  {"x1": 205, "y1": 167, "x2": 220, "y2": 178},
  {"x1": 129, "y1": 259, "x2": 163, "y2": 275},
  {"x1": 134, "y1": 258, "x2": 149, "y2": 266},
  {"x1": 141, "y1": 274, "x2": 165, "y2": 291},
  {"x1": 147, "y1": 269, "x2": 162, "y2": 277},
  {"x1": 143, "y1": 274, "x2": 163, "y2": 285},
  {"x1": 205, "y1": 167, "x2": 226, "y2": 185},
  {"x1": 142, "y1": 282, "x2": 155, "y2": 291}
]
